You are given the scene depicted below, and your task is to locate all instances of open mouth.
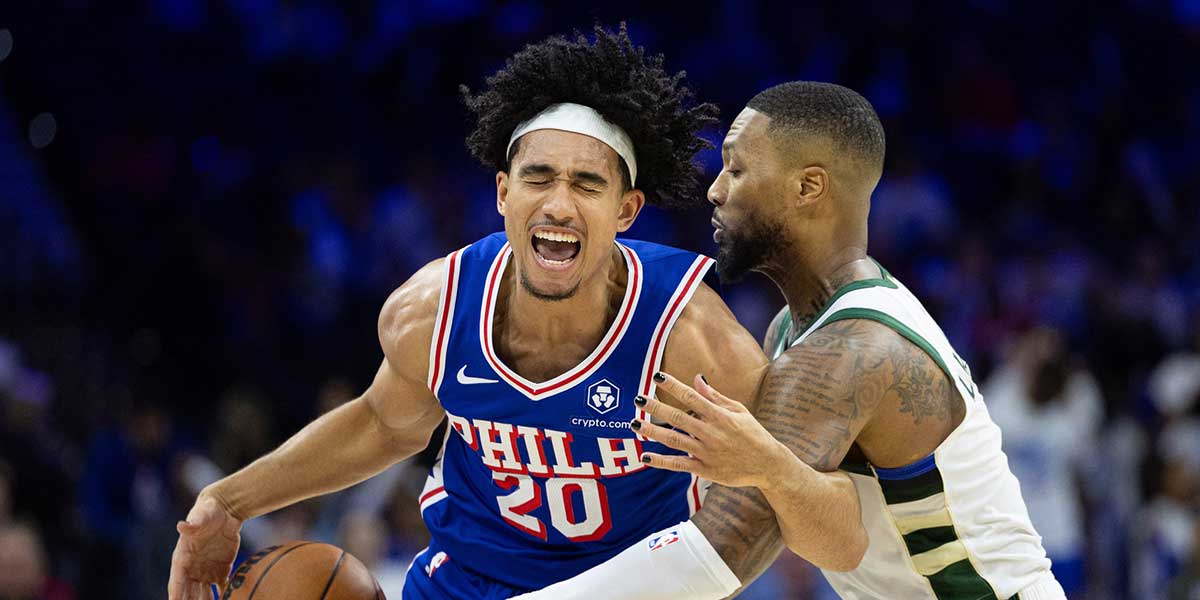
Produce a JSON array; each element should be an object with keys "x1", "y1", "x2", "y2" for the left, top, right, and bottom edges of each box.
[{"x1": 531, "y1": 229, "x2": 582, "y2": 269}]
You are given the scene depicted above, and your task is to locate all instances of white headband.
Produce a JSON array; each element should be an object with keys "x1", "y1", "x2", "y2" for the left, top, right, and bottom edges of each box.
[{"x1": 506, "y1": 102, "x2": 638, "y2": 187}]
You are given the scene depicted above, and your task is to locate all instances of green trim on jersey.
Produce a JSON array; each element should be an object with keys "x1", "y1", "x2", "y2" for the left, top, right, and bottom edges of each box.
[
  {"x1": 771, "y1": 309, "x2": 793, "y2": 359},
  {"x1": 878, "y1": 467, "x2": 945, "y2": 505},
  {"x1": 903, "y1": 525, "x2": 959, "y2": 556},
  {"x1": 794, "y1": 276, "x2": 898, "y2": 345},
  {"x1": 773, "y1": 267, "x2": 899, "y2": 357},
  {"x1": 928, "y1": 560, "x2": 1005, "y2": 600},
  {"x1": 820, "y1": 307, "x2": 956, "y2": 392},
  {"x1": 875, "y1": 461, "x2": 1001, "y2": 600}
]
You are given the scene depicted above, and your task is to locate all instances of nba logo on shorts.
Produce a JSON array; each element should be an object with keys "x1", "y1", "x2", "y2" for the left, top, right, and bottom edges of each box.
[
  {"x1": 425, "y1": 551, "x2": 449, "y2": 577},
  {"x1": 586, "y1": 379, "x2": 620, "y2": 415},
  {"x1": 647, "y1": 530, "x2": 680, "y2": 551}
]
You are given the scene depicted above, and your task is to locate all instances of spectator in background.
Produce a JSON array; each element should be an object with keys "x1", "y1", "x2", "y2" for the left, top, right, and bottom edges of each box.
[
  {"x1": 1133, "y1": 438, "x2": 1199, "y2": 599},
  {"x1": 1150, "y1": 318, "x2": 1200, "y2": 425},
  {"x1": 0, "y1": 363, "x2": 78, "y2": 589},
  {"x1": 0, "y1": 522, "x2": 74, "y2": 600},
  {"x1": 1121, "y1": 241, "x2": 1191, "y2": 350},
  {"x1": 80, "y1": 400, "x2": 183, "y2": 600},
  {"x1": 985, "y1": 327, "x2": 1102, "y2": 597},
  {"x1": 1168, "y1": 518, "x2": 1200, "y2": 600},
  {"x1": 1136, "y1": 318, "x2": 1200, "y2": 598}
]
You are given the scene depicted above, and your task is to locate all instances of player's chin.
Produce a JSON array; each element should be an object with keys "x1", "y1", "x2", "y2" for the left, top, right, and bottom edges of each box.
[{"x1": 521, "y1": 271, "x2": 581, "y2": 302}]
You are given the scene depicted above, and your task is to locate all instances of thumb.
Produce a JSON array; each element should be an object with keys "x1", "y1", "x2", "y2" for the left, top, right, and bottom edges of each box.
[
  {"x1": 179, "y1": 500, "x2": 217, "y2": 533},
  {"x1": 177, "y1": 519, "x2": 200, "y2": 536}
]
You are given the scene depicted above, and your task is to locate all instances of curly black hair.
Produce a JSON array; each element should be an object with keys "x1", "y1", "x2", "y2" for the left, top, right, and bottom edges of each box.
[{"x1": 461, "y1": 23, "x2": 719, "y2": 209}]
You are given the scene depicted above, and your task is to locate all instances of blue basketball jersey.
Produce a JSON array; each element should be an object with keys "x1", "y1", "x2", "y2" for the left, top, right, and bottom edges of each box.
[{"x1": 409, "y1": 232, "x2": 715, "y2": 596}]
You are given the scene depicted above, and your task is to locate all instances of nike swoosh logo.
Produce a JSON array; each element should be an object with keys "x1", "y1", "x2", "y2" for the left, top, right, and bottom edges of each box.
[{"x1": 456, "y1": 366, "x2": 499, "y2": 385}]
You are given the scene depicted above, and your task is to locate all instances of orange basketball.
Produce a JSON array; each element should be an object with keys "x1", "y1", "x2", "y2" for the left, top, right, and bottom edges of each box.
[{"x1": 221, "y1": 542, "x2": 386, "y2": 600}]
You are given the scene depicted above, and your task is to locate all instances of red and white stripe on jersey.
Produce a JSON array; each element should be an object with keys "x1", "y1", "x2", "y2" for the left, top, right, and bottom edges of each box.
[
  {"x1": 419, "y1": 481, "x2": 448, "y2": 515},
  {"x1": 686, "y1": 475, "x2": 714, "y2": 516},
  {"x1": 419, "y1": 427, "x2": 453, "y2": 514},
  {"x1": 478, "y1": 242, "x2": 643, "y2": 401},
  {"x1": 686, "y1": 474, "x2": 702, "y2": 515},
  {"x1": 635, "y1": 255, "x2": 715, "y2": 441},
  {"x1": 427, "y1": 247, "x2": 468, "y2": 396}
]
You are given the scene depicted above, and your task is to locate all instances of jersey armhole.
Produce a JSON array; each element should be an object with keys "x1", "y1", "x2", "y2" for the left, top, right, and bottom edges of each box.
[
  {"x1": 426, "y1": 247, "x2": 468, "y2": 396},
  {"x1": 635, "y1": 255, "x2": 715, "y2": 398}
]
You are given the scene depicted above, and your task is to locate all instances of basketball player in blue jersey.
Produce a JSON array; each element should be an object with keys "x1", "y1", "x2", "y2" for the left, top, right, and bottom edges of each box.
[
  {"x1": 518, "y1": 84, "x2": 1066, "y2": 599},
  {"x1": 167, "y1": 26, "x2": 852, "y2": 600}
]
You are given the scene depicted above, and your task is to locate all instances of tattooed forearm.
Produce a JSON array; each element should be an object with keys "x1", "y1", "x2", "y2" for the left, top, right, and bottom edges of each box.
[{"x1": 693, "y1": 485, "x2": 785, "y2": 584}]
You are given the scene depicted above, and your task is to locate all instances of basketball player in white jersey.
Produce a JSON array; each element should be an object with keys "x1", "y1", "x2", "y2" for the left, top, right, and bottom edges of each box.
[{"x1": 519, "y1": 83, "x2": 1066, "y2": 599}]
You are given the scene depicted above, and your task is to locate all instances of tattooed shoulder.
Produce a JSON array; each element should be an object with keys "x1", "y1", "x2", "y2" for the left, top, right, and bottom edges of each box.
[
  {"x1": 884, "y1": 335, "x2": 964, "y2": 426},
  {"x1": 754, "y1": 319, "x2": 896, "y2": 472}
]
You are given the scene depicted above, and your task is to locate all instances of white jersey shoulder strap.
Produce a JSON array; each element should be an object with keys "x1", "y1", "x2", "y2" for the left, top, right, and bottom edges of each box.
[{"x1": 791, "y1": 272, "x2": 981, "y2": 405}]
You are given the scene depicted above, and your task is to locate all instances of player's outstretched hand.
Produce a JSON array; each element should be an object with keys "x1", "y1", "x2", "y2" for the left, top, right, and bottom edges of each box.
[
  {"x1": 636, "y1": 372, "x2": 792, "y2": 490},
  {"x1": 168, "y1": 491, "x2": 243, "y2": 600}
]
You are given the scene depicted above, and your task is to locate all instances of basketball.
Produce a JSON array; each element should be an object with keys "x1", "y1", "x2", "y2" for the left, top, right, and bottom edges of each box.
[{"x1": 221, "y1": 542, "x2": 385, "y2": 600}]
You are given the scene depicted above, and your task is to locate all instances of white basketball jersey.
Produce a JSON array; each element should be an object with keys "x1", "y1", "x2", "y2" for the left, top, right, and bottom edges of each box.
[{"x1": 770, "y1": 267, "x2": 1065, "y2": 600}]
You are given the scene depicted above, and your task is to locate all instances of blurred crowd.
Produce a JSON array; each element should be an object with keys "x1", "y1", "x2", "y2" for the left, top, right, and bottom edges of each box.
[{"x1": 2, "y1": 1, "x2": 1199, "y2": 598}]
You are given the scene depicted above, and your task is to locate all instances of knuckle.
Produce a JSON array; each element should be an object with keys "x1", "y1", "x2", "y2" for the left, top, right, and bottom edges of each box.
[{"x1": 671, "y1": 431, "x2": 691, "y2": 448}]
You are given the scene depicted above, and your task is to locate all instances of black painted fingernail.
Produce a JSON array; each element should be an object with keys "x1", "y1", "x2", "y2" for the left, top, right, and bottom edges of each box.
[
  {"x1": 653, "y1": 372, "x2": 666, "y2": 383},
  {"x1": 634, "y1": 395, "x2": 648, "y2": 406},
  {"x1": 631, "y1": 420, "x2": 642, "y2": 430},
  {"x1": 700, "y1": 374, "x2": 710, "y2": 385},
  {"x1": 641, "y1": 455, "x2": 652, "y2": 463}
]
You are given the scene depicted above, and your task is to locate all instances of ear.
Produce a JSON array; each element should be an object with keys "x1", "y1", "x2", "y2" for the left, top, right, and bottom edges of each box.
[
  {"x1": 614, "y1": 189, "x2": 646, "y2": 233},
  {"x1": 794, "y1": 165, "x2": 828, "y2": 207},
  {"x1": 496, "y1": 171, "x2": 509, "y2": 217}
]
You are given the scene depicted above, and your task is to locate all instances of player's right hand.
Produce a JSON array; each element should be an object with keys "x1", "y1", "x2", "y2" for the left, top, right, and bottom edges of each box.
[{"x1": 168, "y1": 491, "x2": 244, "y2": 600}]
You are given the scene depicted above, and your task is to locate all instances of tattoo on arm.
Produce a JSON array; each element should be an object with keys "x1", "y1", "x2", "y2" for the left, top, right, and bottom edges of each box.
[
  {"x1": 693, "y1": 486, "x2": 784, "y2": 589},
  {"x1": 693, "y1": 319, "x2": 893, "y2": 584},
  {"x1": 887, "y1": 341, "x2": 962, "y2": 425},
  {"x1": 757, "y1": 320, "x2": 890, "y2": 471},
  {"x1": 695, "y1": 318, "x2": 966, "y2": 589}
]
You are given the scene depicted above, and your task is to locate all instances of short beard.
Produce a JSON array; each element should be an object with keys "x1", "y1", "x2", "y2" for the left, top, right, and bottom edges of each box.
[
  {"x1": 520, "y1": 271, "x2": 580, "y2": 302},
  {"x1": 715, "y1": 216, "x2": 787, "y2": 284}
]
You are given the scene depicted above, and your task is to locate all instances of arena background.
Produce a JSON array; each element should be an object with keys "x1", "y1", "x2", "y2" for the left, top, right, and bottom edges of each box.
[{"x1": 2, "y1": 1, "x2": 1199, "y2": 598}]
